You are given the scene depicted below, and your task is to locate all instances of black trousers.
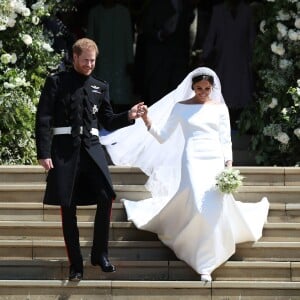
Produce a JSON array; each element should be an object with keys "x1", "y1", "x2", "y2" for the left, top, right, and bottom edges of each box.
[{"x1": 61, "y1": 147, "x2": 112, "y2": 272}]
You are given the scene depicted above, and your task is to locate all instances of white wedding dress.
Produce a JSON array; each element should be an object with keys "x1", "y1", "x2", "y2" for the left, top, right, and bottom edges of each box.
[
  {"x1": 100, "y1": 67, "x2": 269, "y2": 276},
  {"x1": 121, "y1": 102, "x2": 269, "y2": 275}
]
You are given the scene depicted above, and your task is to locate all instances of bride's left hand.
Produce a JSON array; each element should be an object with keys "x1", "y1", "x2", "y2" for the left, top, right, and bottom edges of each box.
[
  {"x1": 128, "y1": 102, "x2": 145, "y2": 119},
  {"x1": 225, "y1": 160, "x2": 233, "y2": 168}
]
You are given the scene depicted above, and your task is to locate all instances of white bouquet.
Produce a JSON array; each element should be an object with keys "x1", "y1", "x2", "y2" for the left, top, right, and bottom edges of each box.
[{"x1": 215, "y1": 168, "x2": 244, "y2": 194}]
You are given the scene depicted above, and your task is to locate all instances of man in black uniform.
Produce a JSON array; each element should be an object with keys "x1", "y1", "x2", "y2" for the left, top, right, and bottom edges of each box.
[{"x1": 35, "y1": 38, "x2": 144, "y2": 281}]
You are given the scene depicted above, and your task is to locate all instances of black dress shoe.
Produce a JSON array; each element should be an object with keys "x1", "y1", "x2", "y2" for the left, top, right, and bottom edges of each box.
[
  {"x1": 69, "y1": 267, "x2": 83, "y2": 281},
  {"x1": 91, "y1": 254, "x2": 116, "y2": 272}
]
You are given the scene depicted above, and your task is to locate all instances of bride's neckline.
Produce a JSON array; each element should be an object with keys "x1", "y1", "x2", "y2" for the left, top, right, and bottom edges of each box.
[
  {"x1": 178, "y1": 101, "x2": 219, "y2": 105},
  {"x1": 178, "y1": 102, "x2": 204, "y2": 105}
]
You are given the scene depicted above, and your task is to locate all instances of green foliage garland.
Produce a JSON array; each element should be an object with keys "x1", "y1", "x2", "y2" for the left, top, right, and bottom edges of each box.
[
  {"x1": 0, "y1": 0, "x2": 74, "y2": 164},
  {"x1": 239, "y1": 0, "x2": 300, "y2": 166}
]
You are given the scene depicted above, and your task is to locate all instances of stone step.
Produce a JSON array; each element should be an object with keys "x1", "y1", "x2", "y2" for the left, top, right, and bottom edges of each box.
[
  {"x1": 0, "y1": 166, "x2": 148, "y2": 185},
  {"x1": 1, "y1": 202, "x2": 300, "y2": 223},
  {"x1": 0, "y1": 183, "x2": 149, "y2": 203},
  {"x1": 0, "y1": 220, "x2": 299, "y2": 242},
  {"x1": 0, "y1": 164, "x2": 299, "y2": 296},
  {"x1": 43, "y1": 202, "x2": 291, "y2": 223},
  {"x1": 237, "y1": 167, "x2": 300, "y2": 186},
  {"x1": 234, "y1": 241, "x2": 300, "y2": 261},
  {"x1": 0, "y1": 166, "x2": 299, "y2": 186},
  {"x1": 0, "y1": 166, "x2": 47, "y2": 183},
  {"x1": 0, "y1": 221, "x2": 157, "y2": 241},
  {"x1": 0, "y1": 183, "x2": 150, "y2": 203},
  {"x1": 0, "y1": 240, "x2": 300, "y2": 262},
  {"x1": 0, "y1": 183, "x2": 299, "y2": 203},
  {"x1": 0, "y1": 240, "x2": 175, "y2": 261},
  {"x1": 210, "y1": 281, "x2": 300, "y2": 299},
  {"x1": 234, "y1": 186, "x2": 300, "y2": 203},
  {"x1": 0, "y1": 260, "x2": 297, "y2": 282},
  {"x1": 0, "y1": 183, "x2": 46, "y2": 202},
  {"x1": 0, "y1": 202, "x2": 127, "y2": 222},
  {"x1": 262, "y1": 223, "x2": 300, "y2": 241},
  {"x1": 285, "y1": 203, "x2": 300, "y2": 222},
  {"x1": 43, "y1": 202, "x2": 290, "y2": 222},
  {"x1": 45, "y1": 203, "x2": 127, "y2": 222},
  {"x1": 0, "y1": 202, "x2": 44, "y2": 221},
  {"x1": 0, "y1": 280, "x2": 299, "y2": 299}
]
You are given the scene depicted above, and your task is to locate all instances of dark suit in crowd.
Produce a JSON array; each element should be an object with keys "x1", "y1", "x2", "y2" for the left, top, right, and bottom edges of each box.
[{"x1": 141, "y1": 0, "x2": 194, "y2": 105}]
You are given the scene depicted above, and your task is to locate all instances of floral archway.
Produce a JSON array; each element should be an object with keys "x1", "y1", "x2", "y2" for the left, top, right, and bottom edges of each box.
[
  {"x1": 0, "y1": 0, "x2": 299, "y2": 165},
  {"x1": 239, "y1": 0, "x2": 300, "y2": 166},
  {"x1": 0, "y1": 0, "x2": 73, "y2": 164}
]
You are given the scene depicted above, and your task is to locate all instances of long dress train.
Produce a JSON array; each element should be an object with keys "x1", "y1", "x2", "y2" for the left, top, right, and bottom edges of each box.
[
  {"x1": 100, "y1": 67, "x2": 269, "y2": 276},
  {"x1": 121, "y1": 102, "x2": 269, "y2": 275}
]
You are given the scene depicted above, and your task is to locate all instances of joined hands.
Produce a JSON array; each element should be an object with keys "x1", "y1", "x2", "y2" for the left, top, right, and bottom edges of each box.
[
  {"x1": 128, "y1": 102, "x2": 146, "y2": 119},
  {"x1": 128, "y1": 102, "x2": 150, "y2": 129}
]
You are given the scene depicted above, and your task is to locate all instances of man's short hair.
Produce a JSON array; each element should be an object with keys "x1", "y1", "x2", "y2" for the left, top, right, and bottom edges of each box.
[{"x1": 72, "y1": 38, "x2": 99, "y2": 56}]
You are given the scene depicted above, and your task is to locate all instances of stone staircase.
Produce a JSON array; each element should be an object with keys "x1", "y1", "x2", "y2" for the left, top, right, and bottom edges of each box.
[{"x1": 0, "y1": 165, "x2": 299, "y2": 299}]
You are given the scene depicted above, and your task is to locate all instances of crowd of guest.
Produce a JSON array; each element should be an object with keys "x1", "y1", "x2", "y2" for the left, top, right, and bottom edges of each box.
[{"x1": 48, "y1": 0, "x2": 260, "y2": 127}]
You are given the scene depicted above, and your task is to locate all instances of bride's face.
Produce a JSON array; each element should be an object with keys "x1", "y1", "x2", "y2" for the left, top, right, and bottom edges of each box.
[{"x1": 193, "y1": 80, "x2": 212, "y2": 101}]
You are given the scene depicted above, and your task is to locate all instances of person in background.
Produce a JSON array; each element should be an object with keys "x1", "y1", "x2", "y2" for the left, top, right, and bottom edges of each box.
[
  {"x1": 129, "y1": 0, "x2": 151, "y2": 100},
  {"x1": 189, "y1": 0, "x2": 214, "y2": 70},
  {"x1": 35, "y1": 38, "x2": 144, "y2": 281},
  {"x1": 202, "y1": 0, "x2": 255, "y2": 129},
  {"x1": 87, "y1": 0, "x2": 135, "y2": 112},
  {"x1": 140, "y1": 0, "x2": 194, "y2": 105},
  {"x1": 43, "y1": 13, "x2": 76, "y2": 70}
]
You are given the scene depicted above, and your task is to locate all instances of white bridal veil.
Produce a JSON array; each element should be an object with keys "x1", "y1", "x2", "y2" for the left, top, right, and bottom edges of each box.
[{"x1": 100, "y1": 67, "x2": 224, "y2": 200}]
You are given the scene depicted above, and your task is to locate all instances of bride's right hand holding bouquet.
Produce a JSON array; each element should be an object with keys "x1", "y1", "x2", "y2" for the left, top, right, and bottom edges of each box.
[{"x1": 215, "y1": 165, "x2": 244, "y2": 194}]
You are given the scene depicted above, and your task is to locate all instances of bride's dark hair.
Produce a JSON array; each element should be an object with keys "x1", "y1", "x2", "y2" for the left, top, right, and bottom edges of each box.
[{"x1": 191, "y1": 74, "x2": 214, "y2": 89}]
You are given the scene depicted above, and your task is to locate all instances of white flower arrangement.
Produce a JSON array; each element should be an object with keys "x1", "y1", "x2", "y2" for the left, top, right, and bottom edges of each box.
[
  {"x1": 294, "y1": 128, "x2": 300, "y2": 139},
  {"x1": 1, "y1": 53, "x2": 12, "y2": 64},
  {"x1": 0, "y1": 0, "x2": 27, "y2": 31},
  {"x1": 277, "y1": 22, "x2": 287, "y2": 37},
  {"x1": 10, "y1": 52, "x2": 17, "y2": 63},
  {"x1": 271, "y1": 42, "x2": 285, "y2": 55},
  {"x1": 0, "y1": 0, "x2": 74, "y2": 164},
  {"x1": 288, "y1": 29, "x2": 299, "y2": 41},
  {"x1": 274, "y1": 132, "x2": 290, "y2": 144},
  {"x1": 21, "y1": 34, "x2": 32, "y2": 45},
  {"x1": 31, "y1": 15, "x2": 39, "y2": 25},
  {"x1": 276, "y1": 10, "x2": 291, "y2": 21},
  {"x1": 263, "y1": 124, "x2": 282, "y2": 137},
  {"x1": 42, "y1": 42, "x2": 53, "y2": 52},
  {"x1": 260, "y1": 20, "x2": 266, "y2": 33},
  {"x1": 215, "y1": 169, "x2": 244, "y2": 194},
  {"x1": 268, "y1": 97, "x2": 278, "y2": 108},
  {"x1": 279, "y1": 59, "x2": 292, "y2": 69},
  {"x1": 238, "y1": 0, "x2": 299, "y2": 166}
]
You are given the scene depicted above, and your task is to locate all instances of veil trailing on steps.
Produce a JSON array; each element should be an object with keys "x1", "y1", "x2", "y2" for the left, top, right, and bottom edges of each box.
[{"x1": 100, "y1": 67, "x2": 225, "y2": 200}]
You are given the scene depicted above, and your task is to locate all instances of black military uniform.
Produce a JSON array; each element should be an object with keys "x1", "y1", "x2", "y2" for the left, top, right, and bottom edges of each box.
[{"x1": 35, "y1": 68, "x2": 134, "y2": 278}]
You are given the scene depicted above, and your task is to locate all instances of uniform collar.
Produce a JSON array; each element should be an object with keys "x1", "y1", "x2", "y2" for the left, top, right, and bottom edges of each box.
[{"x1": 71, "y1": 68, "x2": 90, "y2": 83}]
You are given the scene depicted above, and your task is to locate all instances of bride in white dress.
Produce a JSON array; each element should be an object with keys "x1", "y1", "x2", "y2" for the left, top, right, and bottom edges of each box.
[{"x1": 100, "y1": 67, "x2": 269, "y2": 281}]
